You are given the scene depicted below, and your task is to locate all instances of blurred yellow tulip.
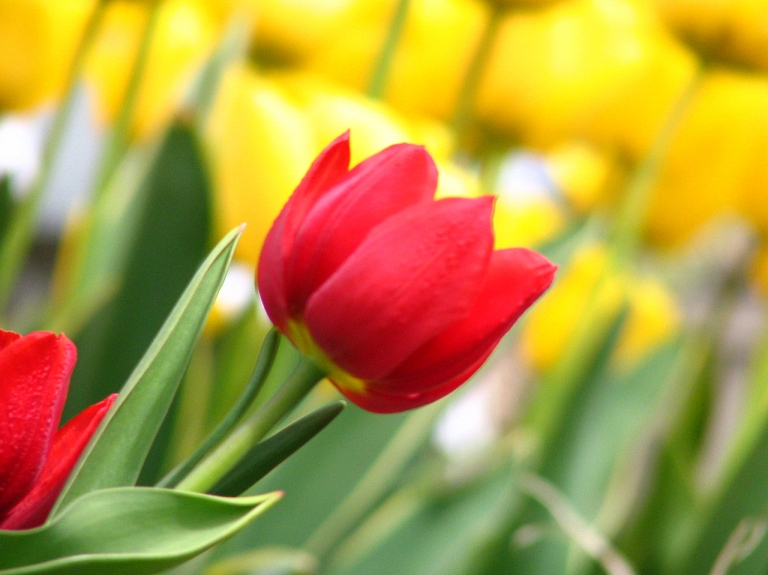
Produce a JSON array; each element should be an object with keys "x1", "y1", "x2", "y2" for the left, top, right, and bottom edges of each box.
[
  {"x1": 0, "y1": 0, "x2": 95, "y2": 110},
  {"x1": 521, "y1": 244, "x2": 679, "y2": 371},
  {"x1": 654, "y1": 0, "x2": 768, "y2": 71},
  {"x1": 206, "y1": 66, "x2": 317, "y2": 265},
  {"x1": 546, "y1": 141, "x2": 618, "y2": 214},
  {"x1": 477, "y1": 0, "x2": 697, "y2": 160},
  {"x1": 208, "y1": 67, "x2": 484, "y2": 265},
  {"x1": 494, "y1": 196, "x2": 565, "y2": 250},
  {"x1": 85, "y1": 0, "x2": 218, "y2": 140},
  {"x1": 305, "y1": 0, "x2": 488, "y2": 120},
  {"x1": 646, "y1": 69, "x2": 768, "y2": 247}
]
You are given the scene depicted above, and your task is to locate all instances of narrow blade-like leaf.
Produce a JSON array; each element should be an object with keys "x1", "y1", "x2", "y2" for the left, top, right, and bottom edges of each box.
[
  {"x1": 211, "y1": 401, "x2": 346, "y2": 497},
  {"x1": 52, "y1": 227, "x2": 242, "y2": 515}
]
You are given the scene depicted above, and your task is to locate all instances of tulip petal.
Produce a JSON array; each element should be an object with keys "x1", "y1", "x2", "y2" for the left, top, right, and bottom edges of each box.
[
  {"x1": 383, "y1": 248, "x2": 557, "y2": 391},
  {"x1": 337, "y1": 350, "x2": 492, "y2": 414},
  {"x1": 0, "y1": 394, "x2": 117, "y2": 530},
  {"x1": 282, "y1": 131, "x2": 351, "y2": 256},
  {"x1": 305, "y1": 196, "x2": 495, "y2": 380},
  {"x1": 0, "y1": 334, "x2": 76, "y2": 519},
  {"x1": 257, "y1": 209, "x2": 291, "y2": 331},
  {"x1": 285, "y1": 144, "x2": 438, "y2": 313},
  {"x1": 0, "y1": 330, "x2": 20, "y2": 353},
  {"x1": 258, "y1": 133, "x2": 351, "y2": 329}
]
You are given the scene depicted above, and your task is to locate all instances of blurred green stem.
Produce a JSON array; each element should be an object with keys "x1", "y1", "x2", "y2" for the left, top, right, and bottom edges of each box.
[
  {"x1": 304, "y1": 402, "x2": 442, "y2": 558},
  {"x1": 91, "y1": 1, "x2": 162, "y2": 202},
  {"x1": 0, "y1": 0, "x2": 108, "y2": 317},
  {"x1": 158, "y1": 329, "x2": 280, "y2": 488},
  {"x1": 450, "y1": 4, "x2": 506, "y2": 149},
  {"x1": 367, "y1": 0, "x2": 412, "y2": 99},
  {"x1": 177, "y1": 354, "x2": 326, "y2": 493},
  {"x1": 609, "y1": 68, "x2": 703, "y2": 269}
]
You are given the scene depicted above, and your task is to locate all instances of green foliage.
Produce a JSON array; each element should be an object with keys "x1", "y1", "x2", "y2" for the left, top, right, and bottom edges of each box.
[
  {"x1": 0, "y1": 488, "x2": 280, "y2": 575},
  {"x1": 52, "y1": 227, "x2": 240, "y2": 514}
]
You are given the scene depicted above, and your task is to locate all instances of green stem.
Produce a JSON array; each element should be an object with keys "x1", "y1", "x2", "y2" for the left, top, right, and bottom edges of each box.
[
  {"x1": 157, "y1": 329, "x2": 281, "y2": 488},
  {"x1": 450, "y1": 4, "x2": 505, "y2": 147},
  {"x1": 91, "y1": 1, "x2": 162, "y2": 201},
  {"x1": 367, "y1": 0, "x2": 411, "y2": 99},
  {"x1": 609, "y1": 68, "x2": 703, "y2": 269},
  {"x1": 0, "y1": 0, "x2": 108, "y2": 316},
  {"x1": 177, "y1": 354, "x2": 326, "y2": 493}
]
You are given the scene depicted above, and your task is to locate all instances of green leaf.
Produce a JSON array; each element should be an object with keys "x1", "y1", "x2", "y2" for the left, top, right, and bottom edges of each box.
[
  {"x1": 0, "y1": 176, "x2": 13, "y2": 244},
  {"x1": 63, "y1": 122, "x2": 211, "y2": 429},
  {"x1": 52, "y1": 226, "x2": 241, "y2": 515},
  {"x1": 203, "y1": 547, "x2": 317, "y2": 575},
  {"x1": 0, "y1": 488, "x2": 280, "y2": 575},
  {"x1": 211, "y1": 401, "x2": 347, "y2": 496}
]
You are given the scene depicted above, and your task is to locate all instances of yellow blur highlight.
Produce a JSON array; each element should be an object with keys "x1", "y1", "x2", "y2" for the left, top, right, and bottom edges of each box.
[
  {"x1": 206, "y1": 67, "x2": 318, "y2": 265},
  {"x1": 208, "y1": 67, "x2": 482, "y2": 265},
  {"x1": 647, "y1": 69, "x2": 768, "y2": 247},
  {"x1": 655, "y1": 0, "x2": 768, "y2": 71},
  {"x1": 477, "y1": 0, "x2": 698, "y2": 160},
  {"x1": 493, "y1": 197, "x2": 565, "y2": 250},
  {"x1": 0, "y1": 0, "x2": 95, "y2": 110},
  {"x1": 546, "y1": 141, "x2": 616, "y2": 214},
  {"x1": 521, "y1": 245, "x2": 679, "y2": 371},
  {"x1": 304, "y1": 0, "x2": 488, "y2": 120},
  {"x1": 85, "y1": 0, "x2": 217, "y2": 140}
]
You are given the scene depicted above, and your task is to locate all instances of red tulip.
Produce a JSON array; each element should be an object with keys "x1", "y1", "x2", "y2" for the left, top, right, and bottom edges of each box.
[
  {"x1": 0, "y1": 329, "x2": 116, "y2": 530},
  {"x1": 258, "y1": 133, "x2": 556, "y2": 413}
]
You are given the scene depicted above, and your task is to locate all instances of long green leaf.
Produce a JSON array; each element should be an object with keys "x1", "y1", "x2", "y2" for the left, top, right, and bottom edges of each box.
[
  {"x1": 0, "y1": 488, "x2": 280, "y2": 575},
  {"x1": 52, "y1": 227, "x2": 241, "y2": 514},
  {"x1": 211, "y1": 401, "x2": 346, "y2": 496}
]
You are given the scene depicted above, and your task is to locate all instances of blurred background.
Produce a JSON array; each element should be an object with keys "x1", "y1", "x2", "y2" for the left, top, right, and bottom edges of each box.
[{"x1": 2, "y1": 0, "x2": 768, "y2": 574}]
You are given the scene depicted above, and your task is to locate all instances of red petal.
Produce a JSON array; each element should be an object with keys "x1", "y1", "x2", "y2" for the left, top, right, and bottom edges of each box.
[
  {"x1": 258, "y1": 132, "x2": 350, "y2": 329},
  {"x1": 257, "y1": 209, "x2": 291, "y2": 331},
  {"x1": 383, "y1": 248, "x2": 556, "y2": 391},
  {"x1": 304, "y1": 196, "x2": 495, "y2": 380},
  {"x1": 0, "y1": 330, "x2": 20, "y2": 353},
  {"x1": 282, "y1": 131, "x2": 351, "y2": 257},
  {"x1": 284, "y1": 144, "x2": 437, "y2": 314},
  {"x1": 0, "y1": 394, "x2": 116, "y2": 530},
  {"x1": 336, "y1": 350, "x2": 492, "y2": 414},
  {"x1": 0, "y1": 333, "x2": 76, "y2": 518}
]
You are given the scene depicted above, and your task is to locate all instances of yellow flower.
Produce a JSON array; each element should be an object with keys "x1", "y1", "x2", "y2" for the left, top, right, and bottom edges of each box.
[
  {"x1": 208, "y1": 67, "x2": 482, "y2": 265},
  {"x1": 646, "y1": 68, "x2": 768, "y2": 247},
  {"x1": 521, "y1": 244, "x2": 679, "y2": 371},
  {"x1": 85, "y1": 0, "x2": 218, "y2": 140},
  {"x1": 206, "y1": 66, "x2": 317, "y2": 265},
  {"x1": 546, "y1": 141, "x2": 618, "y2": 215},
  {"x1": 476, "y1": 0, "x2": 697, "y2": 160},
  {"x1": 494, "y1": 196, "x2": 565, "y2": 250},
  {"x1": 654, "y1": 0, "x2": 768, "y2": 71},
  {"x1": 0, "y1": 0, "x2": 95, "y2": 111},
  {"x1": 304, "y1": 0, "x2": 488, "y2": 120}
]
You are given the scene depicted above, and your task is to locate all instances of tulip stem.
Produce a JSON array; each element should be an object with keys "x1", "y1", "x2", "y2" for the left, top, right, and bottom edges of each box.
[
  {"x1": 0, "y1": 0, "x2": 108, "y2": 317},
  {"x1": 609, "y1": 67, "x2": 703, "y2": 269},
  {"x1": 367, "y1": 0, "x2": 412, "y2": 99},
  {"x1": 176, "y1": 354, "x2": 326, "y2": 493},
  {"x1": 91, "y1": 1, "x2": 162, "y2": 201},
  {"x1": 157, "y1": 329, "x2": 281, "y2": 488},
  {"x1": 450, "y1": 3, "x2": 505, "y2": 149}
]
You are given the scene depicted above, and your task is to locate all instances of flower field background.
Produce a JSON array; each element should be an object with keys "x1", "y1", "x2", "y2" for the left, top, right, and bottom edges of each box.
[{"x1": 1, "y1": 1, "x2": 768, "y2": 574}]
